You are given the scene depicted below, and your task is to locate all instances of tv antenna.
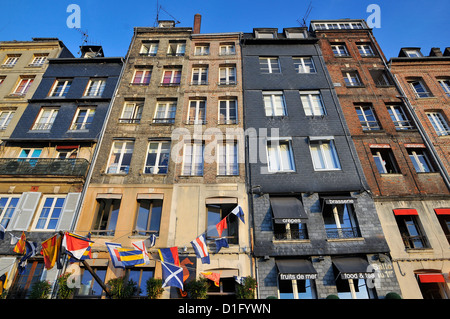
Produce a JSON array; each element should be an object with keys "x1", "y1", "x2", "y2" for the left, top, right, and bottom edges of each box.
[
  {"x1": 72, "y1": 28, "x2": 101, "y2": 56},
  {"x1": 298, "y1": 1, "x2": 313, "y2": 27},
  {"x1": 154, "y1": 0, "x2": 181, "y2": 26}
]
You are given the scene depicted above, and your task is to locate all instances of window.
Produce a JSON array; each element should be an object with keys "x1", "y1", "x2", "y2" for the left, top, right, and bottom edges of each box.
[
  {"x1": 0, "y1": 196, "x2": 20, "y2": 229},
  {"x1": 145, "y1": 141, "x2": 170, "y2": 174},
  {"x1": 167, "y1": 41, "x2": 186, "y2": 56},
  {"x1": 84, "y1": 78, "x2": 106, "y2": 97},
  {"x1": 132, "y1": 69, "x2": 151, "y2": 85},
  {"x1": 323, "y1": 201, "x2": 360, "y2": 239},
  {"x1": 75, "y1": 267, "x2": 107, "y2": 297},
  {"x1": 119, "y1": 103, "x2": 143, "y2": 124},
  {"x1": 263, "y1": 91, "x2": 286, "y2": 116},
  {"x1": 370, "y1": 69, "x2": 392, "y2": 87},
  {"x1": 371, "y1": 147, "x2": 399, "y2": 174},
  {"x1": 309, "y1": 139, "x2": 341, "y2": 170},
  {"x1": 387, "y1": 105, "x2": 413, "y2": 130},
  {"x1": 438, "y1": 79, "x2": 450, "y2": 97},
  {"x1": 405, "y1": 49, "x2": 422, "y2": 57},
  {"x1": 218, "y1": 99, "x2": 238, "y2": 124},
  {"x1": 331, "y1": 44, "x2": 349, "y2": 57},
  {"x1": 357, "y1": 44, "x2": 375, "y2": 57},
  {"x1": 259, "y1": 57, "x2": 280, "y2": 73},
  {"x1": 343, "y1": 71, "x2": 363, "y2": 87},
  {"x1": 217, "y1": 141, "x2": 239, "y2": 175},
  {"x1": 335, "y1": 277, "x2": 373, "y2": 299},
  {"x1": 70, "y1": 107, "x2": 95, "y2": 130},
  {"x1": 219, "y1": 66, "x2": 236, "y2": 85},
  {"x1": 278, "y1": 278, "x2": 316, "y2": 299},
  {"x1": 256, "y1": 31, "x2": 276, "y2": 39},
  {"x1": 427, "y1": 111, "x2": 450, "y2": 136},
  {"x1": 417, "y1": 272, "x2": 448, "y2": 299},
  {"x1": 29, "y1": 54, "x2": 47, "y2": 67},
  {"x1": 394, "y1": 211, "x2": 428, "y2": 249},
  {"x1": 194, "y1": 45, "x2": 210, "y2": 56},
  {"x1": 206, "y1": 203, "x2": 239, "y2": 244},
  {"x1": 355, "y1": 105, "x2": 380, "y2": 131},
  {"x1": 34, "y1": 196, "x2": 65, "y2": 230},
  {"x1": 267, "y1": 140, "x2": 295, "y2": 172},
  {"x1": 127, "y1": 268, "x2": 155, "y2": 297},
  {"x1": 2, "y1": 55, "x2": 20, "y2": 67},
  {"x1": 49, "y1": 79, "x2": 72, "y2": 97},
  {"x1": 92, "y1": 198, "x2": 121, "y2": 236},
  {"x1": 32, "y1": 107, "x2": 58, "y2": 130},
  {"x1": 153, "y1": 100, "x2": 176, "y2": 124},
  {"x1": 13, "y1": 77, "x2": 34, "y2": 95},
  {"x1": 19, "y1": 148, "x2": 42, "y2": 160},
  {"x1": 8, "y1": 261, "x2": 44, "y2": 299},
  {"x1": 161, "y1": 69, "x2": 181, "y2": 86},
  {"x1": 107, "y1": 141, "x2": 134, "y2": 174},
  {"x1": 182, "y1": 141, "x2": 204, "y2": 176},
  {"x1": 407, "y1": 148, "x2": 435, "y2": 173},
  {"x1": 0, "y1": 110, "x2": 15, "y2": 130},
  {"x1": 435, "y1": 210, "x2": 450, "y2": 245},
  {"x1": 219, "y1": 44, "x2": 235, "y2": 55},
  {"x1": 191, "y1": 67, "x2": 208, "y2": 85},
  {"x1": 410, "y1": 80, "x2": 432, "y2": 98},
  {"x1": 300, "y1": 91, "x2": 325, "y2": 116},
  {"x1": 187, "y1": 99, "x2": 206, "y2": 124},
  {"x1": 274, "y1": 221, "x2": 308, "y2": 240},
  {"x1": 140, "y1": 42, "x2": 158, "y2": 56},
  {"x1": 293, "y1": 57, "x2": 316, "y2": 73},
  {"x1": 135, "y1": 199, "x2": 162, "y2": 236}
]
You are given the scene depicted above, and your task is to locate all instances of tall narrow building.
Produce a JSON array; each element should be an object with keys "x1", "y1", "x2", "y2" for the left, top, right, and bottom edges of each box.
[
  {"x1": 241, "y1": 26, "x2": 398, "y2": 299},
  {"x1": 310, "y1": 19, "x2": 450, "y2": 299}
]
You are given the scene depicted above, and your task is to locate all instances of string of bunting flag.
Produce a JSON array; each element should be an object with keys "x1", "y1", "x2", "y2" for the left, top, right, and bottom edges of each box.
[{"x1": 0, "y1": 204, "x2": 246, "y2": 293}]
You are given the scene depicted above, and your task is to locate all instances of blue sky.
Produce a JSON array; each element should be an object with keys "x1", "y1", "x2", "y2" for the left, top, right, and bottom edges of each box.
[{"x1": 1, "y1": 0, "x2": 449, "y2": 60}]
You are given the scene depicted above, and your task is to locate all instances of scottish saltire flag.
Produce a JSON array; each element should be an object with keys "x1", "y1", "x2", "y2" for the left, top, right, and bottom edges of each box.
[
  {"x1": 18, "y1": 241, "x2": 38, "y2": 274},
  {"x1": 191, "y1": 234, "x2": 210, "y2": 264},
  {"x1": 158, "y1": 247, "x2": 180, "y2": 266},
  {"x1": 132, "y1": 240, "x2": 150, "y2": 264},
  {"x1": 116, "y1": 248, "x2": 146, "y2": 267},
  {"x1": 62, "y1": 232, "x2": 94, "y2": 260},
  {"x1": 105, "y1": 242, "x2": 125, "y2": 269},
  {"x1": 231, "y1": 205, "x2": 245, "y2": 223},
  {"x1": 215, "y1": 237, "x2": 229, "y2": 253},
  {"x1": 0, "y1": 224, "x2": 5, "y2": 240},
  {"x1": 161, "y1": 261, "x2": 184, "y2": 290}
]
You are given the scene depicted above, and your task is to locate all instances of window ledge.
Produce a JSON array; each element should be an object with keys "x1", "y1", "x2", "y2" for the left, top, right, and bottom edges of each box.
[
  {"x1": 273, "y1": 239, "x2": 311, "y2": 244},
  {"x1": 405, "y1": 248, "x2": 433, "y2": 253},
  {"x1": 380, "y1": 173, "x2": 403, "y2": 177},
  {"x1": 326, "y1": 237, "x2": 365, "y2": 242}
]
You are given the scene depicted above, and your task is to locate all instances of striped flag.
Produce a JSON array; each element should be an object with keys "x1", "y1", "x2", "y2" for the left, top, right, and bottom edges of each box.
[
  {"x1": 13, "y1": 232, "x2": 26, "y2": 254},
  {"x1": 231, "y1": 205, "x2": 245, "y2": 223},
  {"x1": 191, "y1": 234, "x2": 210, "y2": 264},
  {"x1": 41, "y1": 234, "x2": 61, "y2": 270},
  {"x1": 158, "y1": 247, "x2": 180, "y2": 266},
  {"x1": 106, "y1": 242, "x2": 125, "y2": 269},
  {"x1": 132, "y1": 240, "x2": 150, "y2": 264},
  {"x1": 116, "y1": 248, "x2": 146, "y2": 267},
  {"x1": 62, "y1": 232, "x2": 93, "y2": 260}
]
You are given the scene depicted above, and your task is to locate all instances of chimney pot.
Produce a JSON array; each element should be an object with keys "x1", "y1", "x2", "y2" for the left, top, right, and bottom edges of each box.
[{"x1": 194, "y1": 13, "x2": 201, "y2": 34}]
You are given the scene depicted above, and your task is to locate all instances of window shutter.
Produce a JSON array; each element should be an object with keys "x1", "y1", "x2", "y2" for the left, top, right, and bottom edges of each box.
[
  {"x1": 56, "y1": 192, "x2": 81, "y2": 231},
  {"x1": 0, "y1": 257, "x2": 16, "y2": 277},
  {"x1": 10, "y1": 192, "x2": 42, "y2": 231}
]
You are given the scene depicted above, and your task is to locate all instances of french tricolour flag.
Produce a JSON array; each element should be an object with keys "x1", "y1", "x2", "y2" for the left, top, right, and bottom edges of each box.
[{"x1": 191, "y1": 234, "x2": 210, "y2": 264}]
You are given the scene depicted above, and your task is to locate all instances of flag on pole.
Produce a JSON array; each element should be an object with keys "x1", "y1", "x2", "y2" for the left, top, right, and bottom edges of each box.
[
  {"x1": 41, "y1": 234, "x2": 61, "y2": 270},
  {"x1": 201, "y1": 272, "x2": 220, "y2": 287},
  {"x1": 116, "y1": 248, "x2": 146, "y2": 267},
  {"x1": 215, "y1": 237, "x2": 229, "y2": 253},
  {"x1": 231, "y1": 205, "x2": 245, "y2": 223},
  {"x1": 158, "y1": 247, "x2": 180, "y2": 266},
  {"x1": 161, "y1": 261, "x2": 184, "y2": 290},
  {"x1": 105, "y1": 242, "x2": 125, "y2": 269},
  {"x1": 190, "y1": 234, "x2": 210, "y2": 264},
  {"x1": 13, "y1": 232, "x2": 26, "y2": 254},
  {"x1": 216, "y1": 217, "x2": 227, "y2": 237},
  {"x1": 132, "y1": 240, "x2": 150, "y2": 264},
  {"x1": 61, "y1": 232, "x2": 94, "y2": 260},
  {"x1": 0, "y1": 224, "x2": 5, "y2": 240},
  {"x1": 18, "y1": 241, "x2": 38, "y2": 274}
]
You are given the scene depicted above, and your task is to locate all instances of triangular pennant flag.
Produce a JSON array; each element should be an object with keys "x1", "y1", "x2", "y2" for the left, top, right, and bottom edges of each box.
[
  {"x1": 201, "y1": 272, "x2": 220, "y2": 287},
  {"x1": 61, "y1": 232, "x2": 94, "y2": 260},
  {"x1": 13, "y1": 232, "x2": 26, "y2": 254},
  {"x1": 216, "y1": 217, "x2": 227, "y2": 237},
  {"x1": 231, "y1": 205, "x2": 245, "y2": 223},
  {"x1": 161, "y1": 261, "x2": 184, "y2": 290},
  {"x1": 41, "y1": 234, "x2": 61, "y2": 270},
  {"x1": 105, "y1": 242, "x2": 125, "y2": 269},
  {"x1": 190, "y1": 234, "x2": 210, "y2": 264},
  {"x1": 215, "y1": 237, "x2": 229, "y2": 253}
]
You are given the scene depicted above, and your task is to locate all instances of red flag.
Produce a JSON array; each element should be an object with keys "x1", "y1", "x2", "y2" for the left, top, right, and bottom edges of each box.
[
  {"x1": 41, "y1": 234, "x2": 61, "y2": 270},
  {"x1": 14, "y1": 232, "x2": 26, "y2": 254},
  {"x1": 201, "y1": 272, "x2": 220, "y2": 287},
  {"x1": 216, "y1": 217, "x2": 227, "y2": 237}
]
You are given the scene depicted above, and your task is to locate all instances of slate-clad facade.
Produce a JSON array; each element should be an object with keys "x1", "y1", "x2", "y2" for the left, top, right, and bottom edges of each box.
[{"x1": 241, "y1": 27, "x2": 398, "y2": 299}]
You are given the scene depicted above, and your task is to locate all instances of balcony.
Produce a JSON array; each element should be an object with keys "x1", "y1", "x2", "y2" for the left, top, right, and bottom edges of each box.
[{"x1": 0, "y1": 158, "x2": 89, "y2": 177}]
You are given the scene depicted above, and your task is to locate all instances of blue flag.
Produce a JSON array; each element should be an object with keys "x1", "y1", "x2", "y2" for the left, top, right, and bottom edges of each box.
[
  {"x1": 18, "y1": 241, "x2": 38, "y2": 274},
  {"x1": 231, "y1": 205, "x2": 245, "y2": 224},
  {"x1": 215, "y1": 238, "x2": 229, "y2": 253},
  {"x1": 161, "y1": 261, "x2": 184, "y2": 290}
]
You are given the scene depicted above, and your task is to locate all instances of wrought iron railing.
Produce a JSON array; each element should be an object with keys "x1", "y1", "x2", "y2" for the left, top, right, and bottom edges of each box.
[
  {"x1": 402, "y1": 234, "x2": 429, "y2": 249},
  {"x1": 274, "y1": 229, "x2": 308, "y2": 240},
  {"x1": 0, "y1": 158, "x2": 89, "y2": 177},
  {"x1": 326, "y1": 227, "x2": 360, "y2": 239}
]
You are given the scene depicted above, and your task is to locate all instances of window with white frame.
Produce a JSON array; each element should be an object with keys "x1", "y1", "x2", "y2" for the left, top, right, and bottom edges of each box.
[
  {"x1": 145, "y1": 141, "x2": 170, "y2": 174},
  {"x1": 182, "y1": 141, "x2": 204, "y2": 176},
  {"x1": 34, "y1": 196, "x2": 66, "y2": 230},
  {"x1": 263, "y1": 91, "x2": 286, "y2": 116},
  {"x1": 32, "y1": 107, "x2": 58, "y2": 130},
  {"x1": 309, "y1": 139, "x2": 341, "y2": 170},
  {"x1": 260, "y1": 57, "x2": 281, "y2": 74},
  {"x1": 293, "y1": 57, "x2": 316, "y2": 73},
  {"x1": 161, "y1": 69, "x2": 182, "y2": 86},
  {"x1": 219, "y1": 44, "x2": 235, "y2": 55},
  {"x1": 407, "y1": 148, "x2": 435, "y2": 173},
  {"x1": 49, "y1": 79, "x2": 72, "y2": 97},
  {"x1": 219, "y1": 66, "x2": 236, "y2": 85},
  {"x1": 0, "y1": 110, "x2": 15, "y2": 130},
  {"x1": 409, "y1": 80, "x2": 432, "y2": 98},
  {"x1": 13, "y1": 77, "x2": 34, "y2": 95},
  {"x1": 371, "y1": 147, "x2": 399, "y2": 174},
  {"x1": 29, "y1": 54, "x2": 48, "y2": 67},
  {"x1": 267, "y1": 140, "x2": 295, "y2": 172},
  {"x1": 355, "y1": 105, "x2": 380, "y2": 131},
  {"x1": 331, "y1": 44, "x2": 349, "y2": 57},
  {"x1": 140, "y1": 42, "x2": 158, "y2": 56},
  {"x1": 426, "y1": 111, "x2": 450, "y2": 136},
  {"x1": 323, "y1": 201, "x2": 360, "y2": 239},
  {"x1": 0, "y1": 196, "x2": 20, "y2": 229},
  {"x1": 167, "y1": 41, "x2": 186, "y2": 56},
  {"x1": 107, "y1": 141, "x2": 134, "y2": 174},
  {"x1": 387, "y1": 104, "x2": 413, "y2": 130},
  {"x1": 2, "y1": 55, "x2": 20, "y2": 67},
  {"x1": 219, "y1": 98, "x2": 238, "y2": 124},
  {"x1": 84, "y1": 78, "x2": 106, "y2": 97},
  {"x1": 191, "y1": 66, "x2": 208, "y2": 85},
  {"x1": 405, "y1": 49, "x2": 422, "y2": 57},
  {"x1": 300, "y1": 91, "x2": 325, "y2": 116},
  {"x1": 194, "y1": 45, "x2": 210, "y2": 56},
  {"x1": 132, "y1": 69, "x2": 152, "y2": 85},
  {"x1": 357, "y1": 44, "x2": 375, "y2": 57},
  {"x1": 153, "y1": 100, "x2": 176, "y2": 124},
  {"x1": 119, "y1": 103, "x2": 143, "y2": 124},
  {"x1": 438, "y1": 79, "x2": 450, "y2": 97},
  {"x1": 187, "y1": 99, "x2": 206, "y2": 124},
  {"x1": 217, "y1": 141, "x2": 239, "y2": 175},
  {"x1": 70, "y1": 106, "x2": 95, "y2": 130},
  {"x1": 335, "y1": 276, "x2": 373, "y2": 299},
  {"x1": 343, "y1": 71, "x2": 363, "y2": 86},
  {"x1": 278, "y1": 277, "x2": 317, "y2": 299},
  {"x1": 256, "y1": 31, "x2": 276, "y2": 39}
]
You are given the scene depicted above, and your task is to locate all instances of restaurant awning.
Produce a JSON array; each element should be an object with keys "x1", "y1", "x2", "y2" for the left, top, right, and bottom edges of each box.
[
  {"x1": 270, "y1": 197, "x2": 308, "y2": 224},
  {"x1": 276, "y1": 259, "x2": 318, "y2": 280},
  {"x1": 434, "y1": 208, "x2": 450, "y2": 215},
  {"x1": 417, "y1": 273, "x2": 445, "y2": 283},
  {"x1": 332, "y1": 257, "x2": 374, "y2": 280}
]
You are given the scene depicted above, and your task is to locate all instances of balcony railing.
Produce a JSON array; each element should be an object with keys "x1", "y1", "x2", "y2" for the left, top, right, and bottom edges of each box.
[
  {"x1": 274, "y1": 229, "x2": 308, "y2": 240},
  {"x1": 0, "y1": 158, "x2": 89, "y2": 177},
  {"x1": 402, "y1": 234, "x2": 429, "y2": 249},
  {"x1": 326, "y1": 227, "x2": 360, "y2": 239}
]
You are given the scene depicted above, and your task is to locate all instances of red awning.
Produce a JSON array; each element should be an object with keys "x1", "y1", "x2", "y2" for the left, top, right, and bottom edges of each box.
[
  {"x1": 435, "y1": 208, "x2": 450, "y2": 215},
  {"x1": 393, "y1": 209, "x2": 418, "y2": 216},
  {"x1": 56, "y1": 145, "x2": 79, "y2": 150},
  {"x1": 418, "y1": 274, "x2": 445, "y2": 283}
]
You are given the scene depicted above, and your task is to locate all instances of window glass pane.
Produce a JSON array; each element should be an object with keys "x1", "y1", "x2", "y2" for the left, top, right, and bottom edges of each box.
[{"x1": 279, "y1": 280, "x2": 295, "y2": 299}]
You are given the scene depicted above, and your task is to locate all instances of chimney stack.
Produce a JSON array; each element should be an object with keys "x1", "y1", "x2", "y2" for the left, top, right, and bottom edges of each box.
[
  {"x1": 429, "y1": 47, "x2": 443, "y2": 57},
  {"x1": 193, "y1": 13, "x2": 201, "y2": 34}
]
